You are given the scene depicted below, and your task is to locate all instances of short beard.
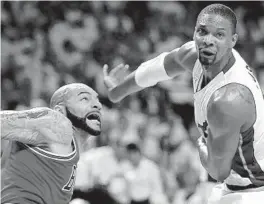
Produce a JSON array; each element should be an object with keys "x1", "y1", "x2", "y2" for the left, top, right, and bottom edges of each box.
[
  {"x1": 66, "y1": 108, "x2": 101, "y2": 136},
  {"x1": 199, "y1": 54, "x2": 216, "y2": 66}
]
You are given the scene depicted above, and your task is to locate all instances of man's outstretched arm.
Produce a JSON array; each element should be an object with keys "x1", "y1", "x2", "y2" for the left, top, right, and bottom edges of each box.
[
  {"x1": 105, "y1": 41, "x2": 197, "y2": 103},
  {"x1": 198, "y1": 83, "x2": 256, "y2": 181},
  {"x1": 1, "y1": 107, "x2": 72, "y2": 145}
]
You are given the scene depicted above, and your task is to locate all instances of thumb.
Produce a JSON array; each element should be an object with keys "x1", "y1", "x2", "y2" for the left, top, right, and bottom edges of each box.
[{"x1": 103, "y1": 64, "x2": 109, "y2": 77}]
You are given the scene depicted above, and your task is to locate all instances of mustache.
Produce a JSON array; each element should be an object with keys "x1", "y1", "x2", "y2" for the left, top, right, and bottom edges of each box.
[{"x1": 65, "y1": 108, "x2": 101, "y2": 136}]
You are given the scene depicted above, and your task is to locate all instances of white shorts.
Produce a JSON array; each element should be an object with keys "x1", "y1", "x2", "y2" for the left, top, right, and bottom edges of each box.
[{"x1": 207, "y1": 183, "x2": 264, "y2": 204}]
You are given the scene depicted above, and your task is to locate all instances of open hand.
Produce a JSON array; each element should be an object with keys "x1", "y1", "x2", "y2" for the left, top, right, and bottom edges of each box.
[{"x1": 103, "y1": 64, "x2": 129, "y2": 90}]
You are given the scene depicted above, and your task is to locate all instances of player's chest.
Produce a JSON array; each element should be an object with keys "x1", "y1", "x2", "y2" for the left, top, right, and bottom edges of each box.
[
  {"x1": 194, "y1": 72, "x2": 226, "y2": 116},
  {"x1": 193, "y1": 73, "x2": 226, "y2": 137}
]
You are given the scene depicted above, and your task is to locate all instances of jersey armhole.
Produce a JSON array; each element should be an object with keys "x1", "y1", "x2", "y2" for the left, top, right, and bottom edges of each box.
[{"x1": 24, "y1": 137, "x2": 77, "y2": 161}]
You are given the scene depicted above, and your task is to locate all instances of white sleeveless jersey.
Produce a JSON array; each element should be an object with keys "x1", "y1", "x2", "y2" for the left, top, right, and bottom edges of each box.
[{"x1": 193, "y1": 49, "x2": 264, "y2": 189}]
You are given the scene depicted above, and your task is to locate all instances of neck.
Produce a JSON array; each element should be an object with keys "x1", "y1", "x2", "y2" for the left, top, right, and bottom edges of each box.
[
  {"x1": 73, "y1": 127, "x2": 90, "y2": 154},
  {"x1": 203, "y1": 50, "x2": 234, "y2": 81}
]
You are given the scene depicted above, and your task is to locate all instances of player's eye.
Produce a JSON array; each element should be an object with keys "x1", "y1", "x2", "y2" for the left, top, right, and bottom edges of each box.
[
  {"x1": 197, "y1": 28, "x2": 207, "y2": 35},
  {"x1": 81, "y1": 97, "x2": 89, "y2": 101},
  {"x1": 216, "y1": 33, "x2": 225, "y2": 39}
]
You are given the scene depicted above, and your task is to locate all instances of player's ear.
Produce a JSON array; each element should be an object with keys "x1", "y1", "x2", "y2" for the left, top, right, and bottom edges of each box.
[
  {"x1": 231, "y1": 33, "x2": 238, "y2": 48},
  {"x1": 54, "y1": 105, "x2": 66, "y2": 115}
]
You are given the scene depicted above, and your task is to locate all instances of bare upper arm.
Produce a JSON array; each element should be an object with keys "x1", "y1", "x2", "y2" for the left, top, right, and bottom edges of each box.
[
  {"x1": 207, "y1": 83, "x2": 256, "y2": 134},
  {"x1": 164, "y1": 41, "x2": 197, "y2": 77},
  {"x1": 206, "y1": 83, "x2": 256, "y2": 163},
  {"x1": 1, "y1": 107, "x2": 73, "y2": 145},
  {"x1": 36, "y1": 109, "x2": 73, "y2": 144}
]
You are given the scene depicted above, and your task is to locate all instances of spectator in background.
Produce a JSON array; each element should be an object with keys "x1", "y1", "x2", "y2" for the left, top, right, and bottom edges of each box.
[
  {"x1": 259, "y1": 69, "x2": 264, "y2": 91},
  {"x1": 48, "y1": 7, "x2": 99, "y2": 71},
  {"x1": 125, "y1": 143, "x2": 168, "y2": 204},
  {"x1": 73, "y1": 135, "x2": 130, "y2": 204}
]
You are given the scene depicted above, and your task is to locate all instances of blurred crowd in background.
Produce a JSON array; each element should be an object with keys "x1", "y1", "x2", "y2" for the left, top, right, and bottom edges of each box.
[{"x1": 1, "y1": 1, "x2": 264, "y2": 204}]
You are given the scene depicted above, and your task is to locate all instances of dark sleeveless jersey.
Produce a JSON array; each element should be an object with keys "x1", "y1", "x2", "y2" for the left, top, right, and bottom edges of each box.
[{"x1": 1, "y1": 136, "x2": 79, "y2": 204}]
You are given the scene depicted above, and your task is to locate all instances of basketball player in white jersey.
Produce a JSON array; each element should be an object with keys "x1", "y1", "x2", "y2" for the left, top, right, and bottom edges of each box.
[{"x1": 103, "y1": 4, "x2": 264, "y2": 204}]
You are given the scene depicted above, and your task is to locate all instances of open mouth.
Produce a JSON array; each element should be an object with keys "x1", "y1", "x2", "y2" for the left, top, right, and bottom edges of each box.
[
  {"x1": 86, "y1": 112, "x2": 101, "y2": 123},
  {"x1": 201, "y1": 50, "x2": 215, "y2": 57}
]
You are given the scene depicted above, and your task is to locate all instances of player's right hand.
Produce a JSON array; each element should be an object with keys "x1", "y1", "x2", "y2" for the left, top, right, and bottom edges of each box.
[{"x1": 103, "y1": 64, "x2": 129, "y2": 91}]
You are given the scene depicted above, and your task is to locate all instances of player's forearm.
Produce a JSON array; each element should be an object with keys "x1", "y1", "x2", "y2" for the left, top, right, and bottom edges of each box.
[
  {"x1": 1, "y1": 111, "x2": 28, "y2": 133},
  {"x1": 108, "y1": 72, "x2": 144, "y2": 102},
  {"x1": 0, "y1": 108, "x2": 52, "y2": 141},
  {"x1": 1, "y1": 128, "x2": 43, "y2": 145},
  {"x1": 108, "y1": 41, "x2": 197, "y2": 103},
  {"x1": 207, "y1": 138, "x2": 232, "y2": 181},
  {"x1": 108, "y1": 52, "x2": 174, "y2": 103},
  {"x1": 0, "y1": 108, "x2": 50, "y2": 129},
  {"x1": 197, "y1": 139, "x2": 226, "y2": 181},
  {"x1": 1, "y1": 108, "x2": 72, "y2": 145},
  {"x1": 198, "y1": 136, "x2": 231, "y2": 182},
  {"x1": 1, "y1": 111, "x2": 43, "y2": 145}
]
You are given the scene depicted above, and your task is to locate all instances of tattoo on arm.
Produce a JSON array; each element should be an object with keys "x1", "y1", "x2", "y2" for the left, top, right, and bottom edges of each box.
[
  {"x1": 1, "y1": 108, "x2": 52, "y2": 144},
  {"x1": 1, "y1": 108, "x2": 49, "y2": 126},
  {"x1": 1, "y1": 108, "x2": 73, "y2": 145},
  {"x1": 17, "y1": 109, "x2": 50, "y2": 119},
  {"x1": 2, "y1": 129, "x2": 43, "y2": 145}
]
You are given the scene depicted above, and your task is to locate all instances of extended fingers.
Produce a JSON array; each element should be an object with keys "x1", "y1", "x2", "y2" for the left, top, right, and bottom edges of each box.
[
  {"x1": 118, "y1": 64, "x2": 130, "y2": 78},
  {"x1": 103, "y1": 64, "x2": 109, "y2": 77},
  {"x1": 113, "y1": 64, "x2": 130, "y2": 76},
  {"x1": 109, "y1": 64, "x2": 124, "y2": 76}
]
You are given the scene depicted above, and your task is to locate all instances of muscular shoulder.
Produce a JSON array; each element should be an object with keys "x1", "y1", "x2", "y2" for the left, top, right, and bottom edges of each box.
[
  {"x1": 48, "y1": 110, "x2": 73, "y2": 144},
  {"x1": 207, "y1": 83, "x2": 256, "y2": 130},
  {"x1": 165, "y1": 41, "x2": 197, "y2": 75},
  {"x1": 28, "y1": 107, "x2": 73, "y2": 144},
  {"x1": 208, "y1": 83, "x2": 255, "y2": 111},
  {"x1": 178, "y1": 41, "x2": 197, "y2": 71},
  {"x1": 177, "y1": 41, "x2": 196, "y2": 56},
  {"x1": 30, "y1": 107, "x2": 71, "y2": 127}
]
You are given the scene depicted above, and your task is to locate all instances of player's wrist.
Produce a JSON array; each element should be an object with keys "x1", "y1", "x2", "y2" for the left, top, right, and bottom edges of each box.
[
  {"x1": 108, "y1": 88, "x2": 122, "y2": 103},
  {"x1": 135, "y1": 52, "x2": 172, "y2": 88}
]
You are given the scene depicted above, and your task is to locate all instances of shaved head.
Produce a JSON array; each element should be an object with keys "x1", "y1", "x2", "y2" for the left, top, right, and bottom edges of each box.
[{"x1": 50, "y1": 83, "x2": 95, "y2": 109}]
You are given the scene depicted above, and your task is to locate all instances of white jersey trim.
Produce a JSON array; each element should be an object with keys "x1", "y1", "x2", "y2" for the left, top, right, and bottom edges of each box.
[
  {"x1": 238, "y1": 135, "x2": 255, "y2": 180},
  {"x1": 24, "y1": 136, "x2": 77, "y2": 161}
]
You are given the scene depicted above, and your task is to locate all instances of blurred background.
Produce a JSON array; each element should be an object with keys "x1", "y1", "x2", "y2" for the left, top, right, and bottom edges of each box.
[{"x1": 1, "y1": 1, "x2": 264, "y2": 204}]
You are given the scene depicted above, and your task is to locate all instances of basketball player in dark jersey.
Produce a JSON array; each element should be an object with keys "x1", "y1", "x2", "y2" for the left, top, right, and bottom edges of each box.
[{"x1": 1, "y1": 83, "x2": 102, "y2": 204}]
